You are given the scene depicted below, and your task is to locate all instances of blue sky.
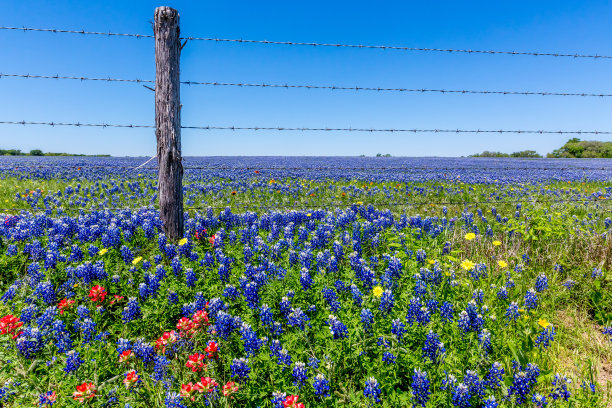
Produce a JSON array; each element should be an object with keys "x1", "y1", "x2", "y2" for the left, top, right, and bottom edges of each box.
[{"x1": 1, "y1": 0, "x2": 612, "y2": 156}]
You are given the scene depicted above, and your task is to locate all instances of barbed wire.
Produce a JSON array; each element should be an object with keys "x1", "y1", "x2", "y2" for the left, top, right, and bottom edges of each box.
[
  {"x1": 3, "y1": 120, "x2": 612, "y2": 135},
  {"x1": 0, "y1": 26, "x2": 153, "y2": 38},
  {"x1": 1, "y1": 196, "x2": 609, "y2": 215},
  {"x1": 4, "y1": 73, "x2": 612, "y2": 98},
  {"x1": 3, "y1": 165, "x2": 612, "y2": 171},
  {"x1": 3, "y1": 26, "x2": 612, "y2": 60},
  {"x1": 180, "y1": 37, "x2": 612, "y2": 60}
]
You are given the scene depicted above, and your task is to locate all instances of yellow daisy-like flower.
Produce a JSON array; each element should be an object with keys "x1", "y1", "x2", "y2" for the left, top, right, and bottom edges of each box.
[
  {"x1": 98, "y1": 248, "x2": 108, "y2": 255},
  {"x1": 460, "y1": 260, "x2": 475, "y2": 271},
  {"x1": 428, "y1": 259, "x2": 436, "y2": 265},
  {"x1": 178, "y1": 238, "x2": 188, "y2": 246},
  {"x1": 372, "y1": 286, "x2": 384, "y2": 298},
  {"x1": 132, "y1": 257, "x2": 143, "y2": 265},
  {"x1": 497, "y1": 260, "x2": 508, "y2": 268},
  {"x1": 464, "y1": 233, "x2": 476, "y2": 241},
  {"x1": 307, "y1": 213, "x2": 312, "y2": 217},
  {"x1": 538, "y1": 318, "x2": 550, "y2": 328},
  {"x1": 492, "y1": 240, "x2": 502, "y2": 246},
  {"x1": 356, "y1": 201, "x2": 364, "y2": 205}
]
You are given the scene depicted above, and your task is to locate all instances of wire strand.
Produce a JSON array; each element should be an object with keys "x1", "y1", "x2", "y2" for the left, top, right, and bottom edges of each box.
[
  {"x1": 3, "y1": 73, "x2": 612, "y2": 98},
  {"x1": 2, "y1": 26, "x2": 612, "y2": 60},
  {"x1": 3, "y1": 120, "x2": 612, "y2": 135}
]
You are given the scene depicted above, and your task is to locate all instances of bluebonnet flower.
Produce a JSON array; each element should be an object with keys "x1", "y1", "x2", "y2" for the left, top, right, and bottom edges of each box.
[
  {"x1": 313, "y1": 373, "x2": 330, "y2": 398},
  {"x1": 406, "y1": 297, "x2": 422, "y2": 326},
  {"x1": 440, "y1": 301, "x2": 454, "y2": 322},
  {"x1": 300, "y1": 268, "x2": 313, "y2": 291},
  {"x1": 122, "y1": 297, "x2": 142, "y2": 323},
  {"x1": 271, "y1": 391, "x2": 287, "y2": 408},
  {"x1": 351, "y1": 284, "x2": 363, "y2": 306},
  {"x1": 16, "y1": 327, "x2": 45, "y2": 358},
  {"x1": 230, "y1": 358, "x2": 250, "y2": 382},
  {"x1": 382, "y1": 351, "x2": 396, "y2": 365},
  {"x1": 414, "y1": 279, "x2": 427, "y2": 297},
  {"x1": 525, "y1": 288, "x2": 538, "y2": 310},
  {"x1": 38, "y1": 390, "x2": 57, "y2": 407},
  {"x1": 422, "y1": 331, "x2": 445, "y2": 364},
  {"x1": 292, "y1": 362, "x2": 308, "y2": 388},
  {"x1": 167, "y1": 291, "x2": 179, "y2": 305},
  {"x1": 164, "y1": 392, "x2": 187, "y2": 408},
  {"x1": 509, "y1": 362, "x2": 540, "y2": 405},
  {"x1": 322, "y1": 287, "x2": 341, "y2": 312},
  {"x1": 562, "y1": 279, "x2": 576, "y2": 289},
  {"x1": 451, "y1": 383, "x2": 471, "y2": 408},
  {"x1": 132, "y1": 338, "x2": 155, "y2": 364},
  {"x1": 533, "y1": 393, "x2": 548, "y2": 407},
  {"x1": 496, "y1": 286, "x2": 508, "y2": 300},
  {"x1": 327, "y1": 315, "x2": 348, "y2": 339},
  {"x1": 378, "y1": 289, "x2": 394, "y2": 316},
  {"x1": 478, "y1": 329, "x2": 492, "y2": 354},
  {"x1": 308, "y1": 357, "x2": 320, "y2": 369},
  {"x1": 603, "y1": 326, "x2": 612, "y2": 341},
  {"x1": 391, "y1": 318, "x2": 406, "y2": 342},
  {"x1": 241, "y1": 323, "x2": 262, "y2": 356},
  {"x1": 64, "y1": 350, "x2": 83, "y2": 374},
  {"x1": 287, "y1": 308, "x2": 310, "y2": 330},
  {"x1": 505, "y1": 301, "x2": 520, "y2": 323},
  {"x1": 485, "y1": 362, "x2": 504, "y2": 389},
  {"x1": 361, "y1": 308, "x2": 374, "y2": 332},
  {"x1": 592, "y1": 268, "x2": 603, "y2": 279},
  {"x1": 411, "y1": 368, "x2": 430, "y2": 407},
  {"x1": 472, "y1": 289, "x2": 484, "y2": 304},
  {"x1": 34, "y1": 281, "x2": 55, "y2": 305},
  {"x1": 81, "y1": 318, "x2": 97, "y2": 343},
  {"x1": 364, "y1": 377, "x2": 382, "y2": 404},
  {"x1": 549, "y1": 374, "x2": 572, "y2": 401},
  {"x1": 184, "y1": 268, "x2": 197, "y2": 287},
  {"x1": 535, "y1": 325, "x2": 556, "y2": 349},
  {"x1": 535, "y1": 274, "x2": 549, "y2": 292},
  {"x1": 152, "y1": 355, "x2": 170, "y2": 381},
  {"x1": 120, "y1": 245, "x2": 134, "y2": 265},
  {"x1": 117, "y1": 338, "x2": 131, "y2": 355},
  {"x1": 483, "y1": 396, "x2": 498, "y2": 408}
]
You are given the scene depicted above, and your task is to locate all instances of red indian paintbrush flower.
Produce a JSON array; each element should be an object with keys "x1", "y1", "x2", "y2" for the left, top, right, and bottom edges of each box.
[
  {"x1": 283, "y1": 395, "x2": 305, "y2": 408},
  {"x1": 180, "y1": 383, "x2": 198, "y2": 401},
  {"x1": 196, "y1": 377, "x2": 219, "y2": 393},
  {"x1": 0, "y1": 314, "x2": 23, "y2": 339},
  {"x1": 223, "y1": 381, "x2": 239, "y2": 397},
  {"x1": 73, "y1": 382, "x2": 96, "y2": 402},
  {"x1": 204, "y1": 340, "x2": 218, "y2": 359},
  {"x1": 58, "y1": 298, "x2": 75, "y2": 314},
  {"x1": 186, "y1": 353, "x2": 207, "y2": 372},
  {"x1": 118, "y1": 350, "x2": 133, "y2": 363},
  {"x1": 155, "y1": 330, "x2": 178, "y2": 353},
  {"x1": 123, "y1": 370, "x2": 140, "y2": 389},
  {"x1": 176, "y1": 317, "x2": 192, "y2": 333},
  {"x1": 88, "y1": 285, "x2": 107, "y2": 303},
  {"x1": 191, "y1": 310, "x2": 209, "y2": 330}
]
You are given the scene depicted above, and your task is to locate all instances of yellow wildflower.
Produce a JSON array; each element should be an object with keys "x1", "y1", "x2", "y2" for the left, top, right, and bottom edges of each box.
[
  {"x1": 372, "y1": 286, "x2": 384, "y2": 298},
  {"x1": 98, "y1": 248, "x2": 108, "y2": 255},
  {"x1": 178, "y1": 238, "x2": 188, "y2": 246},
  {"x1": 461, "y1": 260, "x2": 475, "y2": 271},
  {"x1": 132, "y1": 257, "x2": 142, "y2": 265},
  {"x1": 464, "y1": 232, "x2": 476, "y2": 241},
  {"x1": 356, "y1": 201, "x2": 363, "y2": 205},
  {"x1": 428, "y1": 259, "x2": 436, "y2": 265},
  {"x1": 307, "y1": 213, "x2": 312, "y2": 217},
  {"x1": 538, "y1": 318, "x2": 550, "y2": 328},
  {"x1": 492, "y1": 240, "x2": 502, "y2": 246},
  {"x1": 498, "y1": 260, "x2": 508, "y2": 268}
]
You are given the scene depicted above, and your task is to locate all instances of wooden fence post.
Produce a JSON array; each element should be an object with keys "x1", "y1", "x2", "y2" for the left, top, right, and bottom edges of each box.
[{"x1": 154, "y1": 6, "x2": 183, "y2": 240}]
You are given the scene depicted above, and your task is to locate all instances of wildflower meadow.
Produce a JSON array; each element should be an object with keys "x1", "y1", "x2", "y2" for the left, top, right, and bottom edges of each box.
[{"x1": 0, "y1": 156, "x2": 611, "y2": 407}]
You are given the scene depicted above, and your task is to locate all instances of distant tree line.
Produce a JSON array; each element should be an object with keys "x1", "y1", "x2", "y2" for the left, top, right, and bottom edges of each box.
[
  {"x1": 469, "y1": 150, "x2": 542, "y2": 158},
  {"x1": 547, "y1": 138, "x2": 612, "y2": 158},
  {"x1": 0, "y1": 148, "x2": 109, "y2": 157},
  {"x1": 471, "y1": 139, "x2": 612, "y2": 159}
]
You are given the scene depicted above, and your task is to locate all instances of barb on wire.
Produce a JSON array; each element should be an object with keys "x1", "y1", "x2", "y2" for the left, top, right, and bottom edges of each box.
[
  {"x1": 4, "y1": 73, "x2": 612, "y2": 98},
  {"x1": 2, "y1": 120, "x2": 612, "y2": 135},
  {"x1": 0, "y1": 26, "x2": 153, "y2": 38},
  {"x1": 2, "y1": 26, "x2": 612, "y2": 60}
]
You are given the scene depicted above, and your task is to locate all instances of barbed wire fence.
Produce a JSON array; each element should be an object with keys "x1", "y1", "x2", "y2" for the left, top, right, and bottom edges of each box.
[{"x1": 2, "y1": 10, "x2": 612, "y2": 236}]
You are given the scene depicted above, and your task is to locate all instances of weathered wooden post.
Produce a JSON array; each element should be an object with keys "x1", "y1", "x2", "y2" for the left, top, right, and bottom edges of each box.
[{"x1": 154, "y1": 6, "x2": 183, "y2": 240}]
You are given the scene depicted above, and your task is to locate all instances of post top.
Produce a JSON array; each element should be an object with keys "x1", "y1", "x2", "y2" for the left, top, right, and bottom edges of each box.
[{"x1": 154, "y1": 6, "x2": 179, "y2": 19}]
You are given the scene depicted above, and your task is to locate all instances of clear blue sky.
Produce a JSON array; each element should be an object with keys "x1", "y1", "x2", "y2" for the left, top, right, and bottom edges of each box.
[{"x1": 1, "y1": 0, "x2": 612, "y2": 156}]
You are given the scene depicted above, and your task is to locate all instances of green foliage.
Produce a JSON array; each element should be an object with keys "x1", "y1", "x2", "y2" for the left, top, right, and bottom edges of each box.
[{"x1": 548, "y1": 138, "x2": 612, "y2": 158}]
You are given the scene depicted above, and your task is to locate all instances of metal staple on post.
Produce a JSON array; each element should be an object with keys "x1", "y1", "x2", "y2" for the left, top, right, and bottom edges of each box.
[{"x1": 154, "y1": 6, "x2": 184, "y2": 240}]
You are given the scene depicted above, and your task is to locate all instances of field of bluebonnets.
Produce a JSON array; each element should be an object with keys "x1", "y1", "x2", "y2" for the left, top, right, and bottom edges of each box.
[{"x1": 1, "y1": 156, "x2": 612, "y2": 408}]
